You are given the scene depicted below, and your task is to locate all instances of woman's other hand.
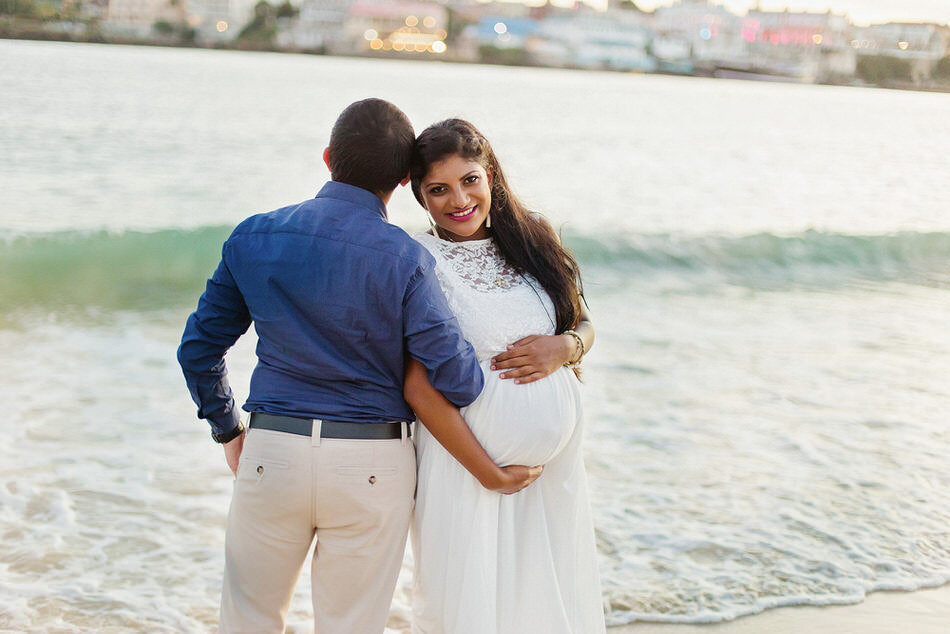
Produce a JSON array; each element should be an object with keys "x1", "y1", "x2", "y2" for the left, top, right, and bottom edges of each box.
[
  {"x1": 485, "y1": 464, "x2": 544, "y2": 495},
  {"x1": 490, "y1": 334, "x2": 575, "y2": 384},
  {"x1": 404, "y1": 357, "x2": 544, "y2": 494}
]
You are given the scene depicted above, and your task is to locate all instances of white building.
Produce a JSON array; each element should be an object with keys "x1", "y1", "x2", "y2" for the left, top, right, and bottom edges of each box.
[
  {"x1": 104, "y1": 0, "x2": 185, "y2": 37},
  {"x1": 78, "y1": 0, "x2": 110, "y2": 21},
  {"x1": 653, "y1": 0, "x2": 745, "y2": 68},
  {"x1": 852, "y1": 22, "x2": 949, "y2": 82},
  {"x1": 275, "y1": 0, "x2": 349, "y2": 51},
  {"x1": 342, "y1": 0, "x2": 448, "y2": 56},
  {"x1": 742, "y1": 10, "x2": 856, "y2": 81},
  {"x1": 650, "y1": 32, "x2": 693, "y2": 73},
  {"x1": 185, "y1": 0, "x2": 258, "y2": 41},
  {"x1": 529, "y1": 11, "x2": 656, "y2": 72}
]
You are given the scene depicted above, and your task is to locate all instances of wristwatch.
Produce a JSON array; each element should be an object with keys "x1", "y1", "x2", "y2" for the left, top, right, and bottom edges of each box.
[{"x1": 212, "y1": 420, "x2": 245, "y2": 444}]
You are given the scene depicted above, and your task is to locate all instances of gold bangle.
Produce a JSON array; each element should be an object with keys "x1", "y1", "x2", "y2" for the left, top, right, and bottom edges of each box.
[{"x1": 562, "y1": 329, "x2": 585, "y2": 367}]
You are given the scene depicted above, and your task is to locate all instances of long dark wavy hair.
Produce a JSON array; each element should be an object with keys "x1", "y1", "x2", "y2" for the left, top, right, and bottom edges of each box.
[{"x1": 410, "y1": 119, "x2": 583, "y2": 334}]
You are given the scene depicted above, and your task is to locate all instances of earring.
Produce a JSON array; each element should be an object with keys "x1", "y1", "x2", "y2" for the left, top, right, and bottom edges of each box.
[
  {"x1": 486, "y1": 213, "x2": 491, "y2": 229},
  {"x1": 427, "y1": 214, "x2": 435, "y2": 229}
]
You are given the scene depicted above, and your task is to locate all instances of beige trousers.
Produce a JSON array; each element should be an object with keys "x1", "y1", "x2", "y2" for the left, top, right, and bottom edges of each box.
[{"x1": 219, "y1": 423, "x2": 415, "y2": 634}]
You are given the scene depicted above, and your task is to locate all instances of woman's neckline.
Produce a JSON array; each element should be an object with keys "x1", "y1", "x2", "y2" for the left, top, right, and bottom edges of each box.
[{"x1": 426, "y1": 230, "x2": 494, "y2": 247}]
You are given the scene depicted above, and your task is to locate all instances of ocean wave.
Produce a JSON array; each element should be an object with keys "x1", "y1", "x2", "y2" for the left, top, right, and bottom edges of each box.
[
  {"x1": 566, "y1": 229, "x2": 950, "y2": 286},
  {"x1": 1, "y1": 227, "x2": 948, "y2": 314},
  {"x1": 0, "y1": 226, "x2": 232, "y2": 314}
]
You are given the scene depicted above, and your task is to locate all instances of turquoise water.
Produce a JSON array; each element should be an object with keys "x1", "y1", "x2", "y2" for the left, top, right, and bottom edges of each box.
[{"x1": 1, "y1": 40, "x2": 949, "y2": 631}]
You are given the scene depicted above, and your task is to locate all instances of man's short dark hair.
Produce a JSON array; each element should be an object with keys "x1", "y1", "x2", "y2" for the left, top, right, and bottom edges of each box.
[{"x1": 328, "y1": 98, "x2": 415, "y2": 195}]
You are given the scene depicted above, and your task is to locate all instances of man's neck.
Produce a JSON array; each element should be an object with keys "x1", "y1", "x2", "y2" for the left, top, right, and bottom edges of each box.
[{"x1": 376, "y1": 189, "x2": 393, "y2": 205}]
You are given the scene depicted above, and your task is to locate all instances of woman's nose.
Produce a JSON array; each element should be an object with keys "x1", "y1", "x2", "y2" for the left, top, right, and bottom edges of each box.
[{"x1": 449, "y1": 187, "x2": 469, "y2": 208}]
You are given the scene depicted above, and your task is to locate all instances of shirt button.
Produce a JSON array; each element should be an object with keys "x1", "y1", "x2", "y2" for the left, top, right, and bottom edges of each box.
[
  {"x1": 368, "y1": 475, "x2": 377, "y2": 485},
  {"x1": 257, "y1": 465, "x2": 264, "y2": 474}
]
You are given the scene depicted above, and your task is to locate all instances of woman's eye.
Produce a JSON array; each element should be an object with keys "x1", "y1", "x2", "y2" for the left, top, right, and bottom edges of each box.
[
  {"x1": 464, "y1": 176, "x2": 479, "y2": 184},
  {"x1": 428, "y1": 186, "x2": 445, "y2": 194}
]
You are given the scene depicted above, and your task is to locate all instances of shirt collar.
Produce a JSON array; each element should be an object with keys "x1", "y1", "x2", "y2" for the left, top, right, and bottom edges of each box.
[{"x1": 315, "y1": 181, "x2": 388, "y2": 220}]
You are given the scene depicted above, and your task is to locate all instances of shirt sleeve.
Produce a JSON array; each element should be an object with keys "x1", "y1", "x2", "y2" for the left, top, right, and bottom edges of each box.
[
  {"x1": 177, "y1": 239, "x2": 252, "y2": 436},
  {"x1": 403, "y1": 261, "x2": 484, "y2": 408}
]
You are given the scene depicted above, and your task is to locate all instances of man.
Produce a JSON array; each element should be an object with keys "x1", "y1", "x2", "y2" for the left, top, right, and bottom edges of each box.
[{"x1": 178, "y1": 99, "x2": 539, "y2": 633}]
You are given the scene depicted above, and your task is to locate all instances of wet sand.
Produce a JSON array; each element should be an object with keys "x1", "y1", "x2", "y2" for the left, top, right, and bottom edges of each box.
[{"x1": 609, "y1": 584, "x2": 950, "y2": 633}]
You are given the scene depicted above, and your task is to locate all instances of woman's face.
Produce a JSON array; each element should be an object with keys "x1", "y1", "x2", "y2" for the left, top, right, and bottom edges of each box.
[{"x1": 419, "y1": 153, "x2": 492, "y2": 242}]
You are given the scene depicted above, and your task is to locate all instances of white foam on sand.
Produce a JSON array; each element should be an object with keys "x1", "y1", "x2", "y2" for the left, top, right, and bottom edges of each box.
[
  {"x1": 607, "y1": 584, "x2": 950, "y2": 634},
  {"x1": 3, "y1": 281, "x2": 950, "y2": 630}
]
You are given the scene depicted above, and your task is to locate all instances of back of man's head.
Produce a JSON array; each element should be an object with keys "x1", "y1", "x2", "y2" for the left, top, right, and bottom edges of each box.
[{"x1": 327, "y1": 99, "x2": 414, "y2": 195}]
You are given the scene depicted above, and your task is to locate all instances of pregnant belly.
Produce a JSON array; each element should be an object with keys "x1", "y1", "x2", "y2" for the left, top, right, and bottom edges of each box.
[{"x1": 461, "y1": 363, "x2": 579, "y2": 466}]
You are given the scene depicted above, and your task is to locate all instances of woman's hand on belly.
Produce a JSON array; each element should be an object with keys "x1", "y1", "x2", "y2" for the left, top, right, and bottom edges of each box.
[
  {"x1": 488, "y1": 464, "x2": 545, "y2": 495},
  {"x1": 490, "y1": 334, "x2": 576, "y2": 384}
]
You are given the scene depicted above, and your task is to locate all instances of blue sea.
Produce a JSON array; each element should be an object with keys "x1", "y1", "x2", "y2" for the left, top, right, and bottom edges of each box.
[{"x1": 1, "y1": 39, "x2": 949, "y2": 631}]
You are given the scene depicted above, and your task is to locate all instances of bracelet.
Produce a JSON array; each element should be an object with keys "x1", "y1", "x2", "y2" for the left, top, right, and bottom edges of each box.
[{"x1": 562, "y1": 329, "x2": 585, "y2": 367}]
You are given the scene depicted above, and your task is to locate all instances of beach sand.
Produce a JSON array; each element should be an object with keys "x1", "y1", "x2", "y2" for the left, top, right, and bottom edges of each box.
[{"x1": 608, "y1": 585, "x2": 950, "y2": 633}]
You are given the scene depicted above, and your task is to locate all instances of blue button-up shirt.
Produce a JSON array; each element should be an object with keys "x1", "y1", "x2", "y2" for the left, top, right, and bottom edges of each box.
[{"x1": 177, "y1": 181, "x2": 483, "y2": 436}]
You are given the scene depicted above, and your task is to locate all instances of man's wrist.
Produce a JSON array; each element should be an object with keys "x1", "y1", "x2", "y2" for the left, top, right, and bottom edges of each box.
[{"x1": 212, "y1": 420, "x2": 245, "y2": 444}]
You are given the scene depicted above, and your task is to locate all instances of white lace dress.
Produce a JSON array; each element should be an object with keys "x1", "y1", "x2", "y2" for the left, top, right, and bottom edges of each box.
[{"x1": 410, "y1": 233, "x2": 605, "y2": 634}]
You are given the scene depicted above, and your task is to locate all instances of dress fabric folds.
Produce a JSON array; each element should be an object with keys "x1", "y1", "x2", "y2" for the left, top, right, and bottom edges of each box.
[{"x1": 410, "y1": 233, "x2": 606, "y2": 634}]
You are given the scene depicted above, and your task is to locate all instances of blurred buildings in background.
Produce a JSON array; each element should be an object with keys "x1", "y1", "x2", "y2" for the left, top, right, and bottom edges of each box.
[{"x1": 4, "y1": 0, "x2": 950, "y2": 89}]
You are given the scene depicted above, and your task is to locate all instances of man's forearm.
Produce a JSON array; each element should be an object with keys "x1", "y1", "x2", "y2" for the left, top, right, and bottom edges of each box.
[
  {"x1": 178, "y1": 314, "x2": 243, "y2": 436},
  {"x1": 402, "y1": 263, "x2": 485, "y2": 407},
  {"x1": 178, "y1": 248, "x2": 252, "y2": 437}
]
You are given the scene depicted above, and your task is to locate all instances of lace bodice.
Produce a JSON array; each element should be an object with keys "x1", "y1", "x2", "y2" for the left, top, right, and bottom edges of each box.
[{"x1": 415, "y1": 232, "x2": 557, "y2": 361}]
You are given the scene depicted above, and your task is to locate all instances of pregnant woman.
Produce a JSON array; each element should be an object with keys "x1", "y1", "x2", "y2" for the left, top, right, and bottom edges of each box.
[{"x1": 403, "y1": 119, "x2": 606, "y2": 634}]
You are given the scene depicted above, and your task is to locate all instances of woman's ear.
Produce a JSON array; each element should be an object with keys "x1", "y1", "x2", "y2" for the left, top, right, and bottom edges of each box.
[{"x1": 322, "y1": 147, "x2": 331, "y2": 171}]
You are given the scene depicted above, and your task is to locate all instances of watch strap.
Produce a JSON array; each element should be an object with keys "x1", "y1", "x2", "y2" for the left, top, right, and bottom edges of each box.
[{"x1": 212, "y1": 420, "x2": 245, "y2": 444}]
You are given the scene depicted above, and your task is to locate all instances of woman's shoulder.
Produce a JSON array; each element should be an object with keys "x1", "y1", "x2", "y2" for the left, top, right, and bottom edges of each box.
[
  {"x1": 412, "y1": 230, "x2": 444, "y2": 260},
  {"x1": 412, "y1": 229, "x2": 437, "y2": 241},
  {"x1": 412, "y1": 230, "x2": 439, "y2": 248}
]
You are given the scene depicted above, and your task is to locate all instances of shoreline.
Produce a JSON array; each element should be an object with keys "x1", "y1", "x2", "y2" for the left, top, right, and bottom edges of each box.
[
  {"x1": 3, "y1": 33, "x2": 950, "y2": 95},
  {"x1": 608, "y1": 584, "x2": 950, "y2": 633}
]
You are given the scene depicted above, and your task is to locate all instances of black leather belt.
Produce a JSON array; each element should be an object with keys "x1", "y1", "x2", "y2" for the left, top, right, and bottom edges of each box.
[{"x1": 249, "y1": 412, "x2": 408, "y2": 440}]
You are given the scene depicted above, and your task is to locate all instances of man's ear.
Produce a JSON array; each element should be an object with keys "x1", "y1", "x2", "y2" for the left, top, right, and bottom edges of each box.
[
  {"x1": 399, "y1": 172, "x2": 410, "y2": 187},
  {"x1": 322, "y1": 147, "x2": 331, "y2": 172}
]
